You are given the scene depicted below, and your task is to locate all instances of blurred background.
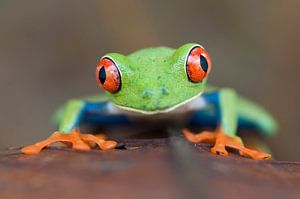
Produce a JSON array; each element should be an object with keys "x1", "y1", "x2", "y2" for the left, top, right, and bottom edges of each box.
[{"x1": 0, "y1": 0, "x2": 299, "y2": 160}]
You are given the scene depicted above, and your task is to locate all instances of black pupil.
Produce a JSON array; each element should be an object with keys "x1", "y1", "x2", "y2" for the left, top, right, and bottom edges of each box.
[
  {"x1": 99, "y1": 66, "x2": 106, "y2": 84},
  {"x1": 200, "y1": 55, "x2": 208, "y2": 73}
]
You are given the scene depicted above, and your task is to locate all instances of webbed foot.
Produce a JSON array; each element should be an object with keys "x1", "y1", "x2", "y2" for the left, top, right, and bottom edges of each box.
[
  {"x1": 183, "y1": 128, "x2": 271, "y2": 160},
  {"x1": 21, "y1": 129, "x2": 117, "y2": 155}
]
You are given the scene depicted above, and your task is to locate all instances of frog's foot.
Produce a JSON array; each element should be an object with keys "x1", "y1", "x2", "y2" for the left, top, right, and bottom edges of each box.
[
  {"x1": 183, "y1": 128, "x2": 271, "y2": 160},
  {"x1": 21, "y1": 129, "x2": 117, "y2": 155}
]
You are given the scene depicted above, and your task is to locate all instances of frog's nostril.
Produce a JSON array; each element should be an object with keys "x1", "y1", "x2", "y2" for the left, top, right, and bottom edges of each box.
[
  {"x1": 161, "y1": 87, "x2": 170, "y2": 95},
  {"x1": 142, "y1": 89, "x2": 153, "y2": 99}
]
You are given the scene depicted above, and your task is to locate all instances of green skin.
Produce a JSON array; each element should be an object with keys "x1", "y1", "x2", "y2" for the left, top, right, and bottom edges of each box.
[{"x1": 56, "y1": 43, "x2": 278, "y2": 138}]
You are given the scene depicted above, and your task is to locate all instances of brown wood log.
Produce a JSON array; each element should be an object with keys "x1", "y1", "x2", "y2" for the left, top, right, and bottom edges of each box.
[{"x1": 0, "y1": 138, "x2": 299, "y2": 199}]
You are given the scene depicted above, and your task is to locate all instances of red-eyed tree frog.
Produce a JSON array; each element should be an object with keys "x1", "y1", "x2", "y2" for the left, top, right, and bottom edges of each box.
[{"x1": 22, "y1": 43, "x2": 278, "y2": 160}]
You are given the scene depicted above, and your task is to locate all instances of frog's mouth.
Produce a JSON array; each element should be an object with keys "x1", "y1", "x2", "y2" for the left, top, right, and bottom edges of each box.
[{"x1": 112, "y1": 92, "x2": 204, "y2": 115}]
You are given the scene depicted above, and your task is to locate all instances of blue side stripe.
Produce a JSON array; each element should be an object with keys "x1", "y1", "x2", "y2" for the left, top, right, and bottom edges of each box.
[{"x1": 83, "y1": 101, "x2": 131, "y2": 125}]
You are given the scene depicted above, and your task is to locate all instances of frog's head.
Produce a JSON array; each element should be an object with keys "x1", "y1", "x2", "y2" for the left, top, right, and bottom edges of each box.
[{"x1": 96, "y1": 43, "x2": 212, "y2": 114}]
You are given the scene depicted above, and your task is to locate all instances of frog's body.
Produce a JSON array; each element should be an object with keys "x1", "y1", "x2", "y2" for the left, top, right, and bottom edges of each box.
[
  {"x1": 54, "y1": 86, "x2": 277, "y2": 137},
  {"x1": 22, "y1": 43, "x2": 278, "y2": 160}
]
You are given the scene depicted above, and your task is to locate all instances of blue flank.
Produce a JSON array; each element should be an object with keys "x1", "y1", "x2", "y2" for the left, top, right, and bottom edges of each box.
[
  {"x1": 76, "y1": 95, "x2": 260, "y2": 130},
  {"x1": 190, "y1": 91, "x2": 262, "y2": 131},
  {"x1": 82, "y1": 101, "x2": 130, "y2": 126},
  {"x1": 190, "y1": 109, "x2": 261, "y2": 131}
]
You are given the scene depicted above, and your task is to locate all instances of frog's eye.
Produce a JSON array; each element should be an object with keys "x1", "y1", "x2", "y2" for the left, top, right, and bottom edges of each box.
[
  {"x1": 96, "y1": 58, "x2": 121, "y2": 93},
  {"x1": 186, "y1": 46, "x2": 211, "y2": 83}
]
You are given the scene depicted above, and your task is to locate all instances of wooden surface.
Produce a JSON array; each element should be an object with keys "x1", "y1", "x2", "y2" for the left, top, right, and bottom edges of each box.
[{"x1": 0, "y1": 136, "x2": 300, "y2": 199}]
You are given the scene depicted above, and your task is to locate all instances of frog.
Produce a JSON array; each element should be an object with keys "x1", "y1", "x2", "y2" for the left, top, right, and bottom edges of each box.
[{"x1": 21, "y1": 43, "x2": 278, "y2": 160}]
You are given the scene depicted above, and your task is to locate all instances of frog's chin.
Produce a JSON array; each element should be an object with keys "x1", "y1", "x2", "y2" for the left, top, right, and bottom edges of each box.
[{"x1": 112, "y1": 92, "x2": 204, "y2": 115}]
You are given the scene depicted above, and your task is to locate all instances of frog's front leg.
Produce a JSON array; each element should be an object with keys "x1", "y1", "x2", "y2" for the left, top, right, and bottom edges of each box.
[
  {"x1": 21, "y1": 99, "x2": 117, "y2": 155},
  {"x1": 183, "y1": 89, "x2": 271, "y2": 160}
]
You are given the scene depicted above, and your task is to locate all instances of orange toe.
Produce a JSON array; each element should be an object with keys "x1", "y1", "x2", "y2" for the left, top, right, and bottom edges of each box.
[
  {"x1": 211, "y1": 144, "x2": 228, "y2": 156},
  {"x1": 101, "y1": 141, "x2": 118, "y2": 150},
  {"x1": 80, "y1": 134, "x2": 117, "y2": 150},
  {"x1": 21, "y1": 145, "x2": 43, "y2": 155},
  {"x1": 183, "y1": 128, "x2": 216, "y2": 143},
  {"x1": 183, "y1": 128, "x2": 199, "y2": 142},
  {"x1": 236, "y1": 147, "x2": 271, "y2": 160}
]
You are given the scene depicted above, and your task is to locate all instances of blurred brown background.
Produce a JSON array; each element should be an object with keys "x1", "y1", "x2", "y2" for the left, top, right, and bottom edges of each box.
[{"x1": 0, "y1": 0, "x2": 299, "y2": 160}]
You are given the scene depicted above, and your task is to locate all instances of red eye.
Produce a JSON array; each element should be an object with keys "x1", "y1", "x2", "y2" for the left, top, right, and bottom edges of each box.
[
  {"x1": 186, "y1": 46, "x2": 212, "y2": 83},
  {"x1": 96, "y1": 58, "x2": 121, "y2": 93}
]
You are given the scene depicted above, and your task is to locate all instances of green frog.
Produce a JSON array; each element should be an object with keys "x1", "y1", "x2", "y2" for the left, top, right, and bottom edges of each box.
[{"x1": 22, "y1": 43, "x2": 278, "y2": 160}]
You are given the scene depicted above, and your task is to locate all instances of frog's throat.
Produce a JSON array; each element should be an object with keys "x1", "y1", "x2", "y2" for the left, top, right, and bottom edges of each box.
[{"x1": 113, "y1": 92, "x2": 203, "y2": 115}]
